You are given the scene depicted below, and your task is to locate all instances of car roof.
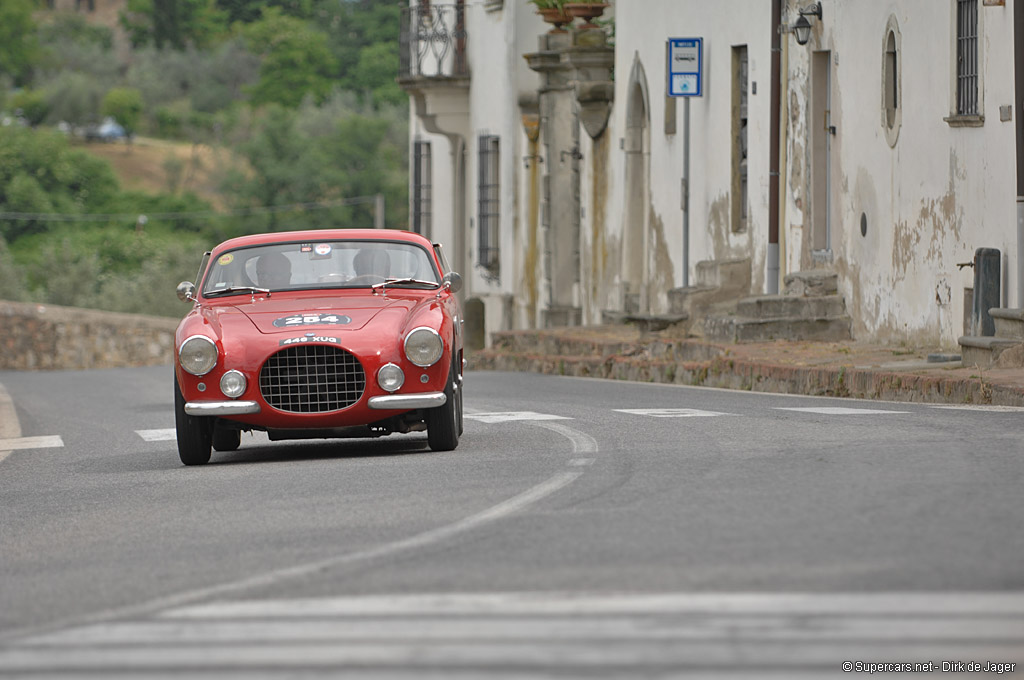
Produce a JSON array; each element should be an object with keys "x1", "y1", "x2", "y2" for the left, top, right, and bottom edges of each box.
[{"x1": 212, "y1": 229, "x2": 435, "y2": 253}]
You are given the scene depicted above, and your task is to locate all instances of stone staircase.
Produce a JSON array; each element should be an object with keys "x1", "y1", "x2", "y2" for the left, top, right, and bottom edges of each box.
[
  {"x1": 703, "y1": 270, "x2": 852, "y2": 343},
  {"x1": 470, "y1": 326, "x2": 724, "y2": 382},
  {"x1": 667, "y1": 258, "x2": 752, "y2": 327},
  {"x1": 958, "y1": 308, "x2": 1024, "y2": 368}
]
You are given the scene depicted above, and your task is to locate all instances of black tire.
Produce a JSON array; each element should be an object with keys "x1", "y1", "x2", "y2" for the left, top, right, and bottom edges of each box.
[
  {"x1": 174, "y1": 377, "x2": 213, "y2": 466},
  {"x1": 212, "y1": 423, "x2": 241, "y2": 452},
  {"x1": 456, "y1": 364, "x2": 464, "y2": 437},
  {"x1": 426, "y1": 362, "x2": 459, "y2": 451}
]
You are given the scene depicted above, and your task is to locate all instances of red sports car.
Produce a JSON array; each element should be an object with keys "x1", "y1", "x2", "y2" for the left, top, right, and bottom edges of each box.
[{"x1": 172, "y1": 229, "x2": 464, "y2": 465}]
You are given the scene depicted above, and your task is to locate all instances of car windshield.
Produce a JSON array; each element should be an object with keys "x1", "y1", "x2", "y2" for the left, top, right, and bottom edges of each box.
[{"x1": 202, "y1": 240, "x2": 441, "y2": 296}]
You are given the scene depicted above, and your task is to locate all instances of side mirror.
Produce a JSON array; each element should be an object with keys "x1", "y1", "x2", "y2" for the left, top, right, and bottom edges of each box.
[
  {"x1": 442, "y1": 271, "x2": 463, "y2": 294},
  {"x1": 176, "y1": 281, "x2": 196, "y2": 302}
]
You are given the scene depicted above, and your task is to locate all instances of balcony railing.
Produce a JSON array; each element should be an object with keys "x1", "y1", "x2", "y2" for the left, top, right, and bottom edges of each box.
[{"x1": 399, "y1": 3, "x2": 469, "y2": 80}]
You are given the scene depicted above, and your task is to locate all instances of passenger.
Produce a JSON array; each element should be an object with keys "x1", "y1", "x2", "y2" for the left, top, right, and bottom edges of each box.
[
  {"x1": 256, "y1": 252, "x2": 291, "y2": 289},
  {"x1": 353, "y1": 248, "x2": 390, "y2": 280}
]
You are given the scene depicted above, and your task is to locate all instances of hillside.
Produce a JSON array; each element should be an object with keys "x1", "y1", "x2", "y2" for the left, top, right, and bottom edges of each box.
[{"x1": 76, "y1": 137, "x2": 236, "y2": 209}]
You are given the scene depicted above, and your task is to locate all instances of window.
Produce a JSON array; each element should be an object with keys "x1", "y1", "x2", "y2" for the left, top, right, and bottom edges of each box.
[
  {"x1": 955, "y1": 0, "x2": 978, "y2": 116},
  {"x1": 477, "y1": 135, "x2": 500, "y2": 278},
  {"x1": 882, "y1": 17, "x2": 902, "y2": 146},
  {"x1": 731, "y1": 45, "x2": 748, "y2": 233},
  {"x1": 412, "y1": 141, "x2": 432, "y2": 237}
]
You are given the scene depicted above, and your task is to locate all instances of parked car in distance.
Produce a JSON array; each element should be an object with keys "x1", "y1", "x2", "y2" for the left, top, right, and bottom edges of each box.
[
  {"x1": 82, "y1": 117, "x2": 125, "y2": 142},
  {"x1": 173, "y1": 229, "x2": 464, "y2": 465}
]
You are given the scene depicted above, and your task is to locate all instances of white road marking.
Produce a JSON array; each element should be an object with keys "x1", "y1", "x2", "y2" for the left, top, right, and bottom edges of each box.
[
  {"x1": 931, "y1": 404, "x2": 1024, "y2": 412},
  {"x1": 464, "y1": 411, "x2": 571, "y2": 423},
  {"x1": 136, "y1": 428, "x2": 177, "y2": 442},
  {"x1": 0, "y1": 421, "x2": 600, "y2": 645},
  {"x1": 5, "y1": 592, "x2": 1021, "y2": 674},
  {"x1": 775, "y1": 407, "x2": 909, "y2": 415},
  {"x1": 615, "y1": 408, "x2": 737, "y2": 418},
  {"x1": 0, "y1": 435, "x2": 64, "y2": 451}
]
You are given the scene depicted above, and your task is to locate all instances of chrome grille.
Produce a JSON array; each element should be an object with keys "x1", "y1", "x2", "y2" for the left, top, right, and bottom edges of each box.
[{"x1": 259, "y1": 345, "x2": 365, "y2": 413}]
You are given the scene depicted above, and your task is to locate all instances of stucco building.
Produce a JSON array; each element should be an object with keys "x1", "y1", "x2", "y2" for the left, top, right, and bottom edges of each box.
[{"x1": 400, "y1": 0, "x2": 1023, "y2": 351}]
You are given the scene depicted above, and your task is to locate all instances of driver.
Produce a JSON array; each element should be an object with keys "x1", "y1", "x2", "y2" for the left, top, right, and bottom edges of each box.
[
  {"x1": 256, "y1": 252, "x2": 291, "y2": 289},
  {"x1": 353, "y1": 248, "x2": 390, "y2": 279}
]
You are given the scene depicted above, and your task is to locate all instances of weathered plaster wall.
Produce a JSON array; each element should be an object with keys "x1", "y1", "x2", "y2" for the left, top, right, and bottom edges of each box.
[
  {"x1": 612, "y1": 0, "x2": 774, "y2": 307},
  {"x1": 791, "y1": 0, "x2": 1017, "y2": 347}
]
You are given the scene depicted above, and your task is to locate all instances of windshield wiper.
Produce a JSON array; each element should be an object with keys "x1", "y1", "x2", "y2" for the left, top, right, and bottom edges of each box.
[
  {"x1": 206, "y1": 285, "x2": 271, "y2": 299},
  {"x1": 371, "y1": 277, "x2": 438, "y2": 293}
]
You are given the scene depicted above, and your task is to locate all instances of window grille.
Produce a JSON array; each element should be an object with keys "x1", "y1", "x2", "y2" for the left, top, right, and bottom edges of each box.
[
  {"x1": 956, "y1": 0, "x2": 978, "y2": 116},
  {"x1": 412, "y1": 141, "x2": 432, "y2": 237},
  {"x1": 477, "y1": 135, "x2": 500, "y2": 277}
]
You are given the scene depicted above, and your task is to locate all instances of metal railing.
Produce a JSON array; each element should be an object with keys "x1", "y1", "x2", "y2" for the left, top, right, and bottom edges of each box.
[{"x1": 399, "y1": 3, "x2": 469, "y2": 80}]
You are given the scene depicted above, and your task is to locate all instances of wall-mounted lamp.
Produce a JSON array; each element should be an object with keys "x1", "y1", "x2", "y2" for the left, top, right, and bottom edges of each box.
[{"x1": 792, "y1": 2, "x2": 822, "y2": 46}]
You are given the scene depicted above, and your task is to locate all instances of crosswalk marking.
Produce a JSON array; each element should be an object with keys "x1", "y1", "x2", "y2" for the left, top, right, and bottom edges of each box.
[
  {"x1": 136, "y1": 428, "x2": 177, "y2": 442},
  {"x1": 464, "y1": 411, "x2": 571, "y2": 423},
  {"x1": 615, "y1": 408, "x2": 736, "y2": 418},
  {"x1": 775, "y1": 406, "x2": 909, "y2": 415},
  {"x1": 0, "y1": 435, "x2": 64, "y2": 451},
  {"x1": 3, "y1": 592, "x2": 1021, "y2": 675}
]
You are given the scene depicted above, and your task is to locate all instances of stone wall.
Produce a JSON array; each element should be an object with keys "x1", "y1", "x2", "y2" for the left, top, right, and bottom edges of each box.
[{"x1": 0, "y1": 301, "x2": 178, "y2": 370}]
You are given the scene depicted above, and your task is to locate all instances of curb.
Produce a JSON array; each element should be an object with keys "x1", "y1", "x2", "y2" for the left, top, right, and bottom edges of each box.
[
  {"x1": 469, "y1": 349, "x2": 1024, "y2": 407},
  {"x1": 0, "y1": 382, "x2": 22, "y2": 464}
]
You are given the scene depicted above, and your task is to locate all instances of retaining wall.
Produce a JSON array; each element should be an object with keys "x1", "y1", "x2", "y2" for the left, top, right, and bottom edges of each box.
[{"x1": 0, "y1": 301, "x2": 178, "y2": 370}]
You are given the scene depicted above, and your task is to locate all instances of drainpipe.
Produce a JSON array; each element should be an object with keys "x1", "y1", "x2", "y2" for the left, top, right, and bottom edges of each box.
[
  {"x1": 768, "y1": 0, "x2": 783, "y2": 294},
  {"x1": 1016, "y1": 0, "x2": 1024, "y2": 307}
]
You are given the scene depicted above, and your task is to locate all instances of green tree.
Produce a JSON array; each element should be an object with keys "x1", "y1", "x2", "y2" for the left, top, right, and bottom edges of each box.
[
  {"x1": 318, "y1": 0, "x2": 400, "y2": 106},
  {"x1": 120, "y1": 0, "x2": 227, "y2": 50},
  {"x1": 242, "y1": 8, "x2": 337, "y2": 108},
  {"x1": 0, "y1": 126, "x2": 120, "y2": 241},
  {"x1": 101, "y1": 87, "x2": 145, "y2": 138},
  {"x1": 217, "y1": 0, "x2": 313, "y2": 25},
  {"x1": 10, "y1": 90, "x2": 49, "y2": 127},
  {"x1": 0, "y1": 236, "x2": 28, "y2": 302},
  {"x1": 0, "y1": 0, "x2": 41, "y2": 87}
]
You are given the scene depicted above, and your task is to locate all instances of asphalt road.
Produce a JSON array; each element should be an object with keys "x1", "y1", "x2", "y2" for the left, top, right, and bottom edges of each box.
[{"x1": 0, "y1": 367, "x2": 1022, "y2": 678}]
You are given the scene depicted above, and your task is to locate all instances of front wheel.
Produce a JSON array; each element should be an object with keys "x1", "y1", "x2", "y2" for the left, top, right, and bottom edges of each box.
[
  {"x1": 426, "y1": 363, "x2": 460, "y2": 452},
  {"x1": 174, "y1": 376, "x2": 213, "y2": 466}
]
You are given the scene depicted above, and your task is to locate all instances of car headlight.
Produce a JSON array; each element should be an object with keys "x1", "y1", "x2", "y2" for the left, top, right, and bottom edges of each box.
[
  {"x1": 179, "y1": 335, "x2": 218, "y2": 376},
  {"x1": 220, "y1": 370, "x2": 246, "y2": 398},
  {"x1": 404, "y1": 327, "x2": 443, "y2": 367},
  {"x1": 377, "y1": 363, "x2": 405, "y2": 392}
]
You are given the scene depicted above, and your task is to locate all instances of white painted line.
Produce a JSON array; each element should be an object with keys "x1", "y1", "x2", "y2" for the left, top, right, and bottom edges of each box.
[
  {"x1": 931, "y1": 404, "x2": 1024, "y2": 412},
  {"x1": 568, "y1": 458, "x2": 594, "y2": 467},
  {"x1": 0, "y1": 472, "x2": 585, "y2": 644},
  {"x1": 0, "y1": 435, "x2": 64, "y2": 451},
  {"x1": 464, "y1": 411, "x2": 571, "y2": 423},
  {"x1": 159, "y1": 591, "x2": 1024, "y2": 618},
  {"x1": 775, "y1": 407, "x2": 909, "y2": 415},
  {"x1": 533, "y1": 421, "x2": 598, "y2": 454},
  {"x1": 7, "y1": 592, "x2": 1022, "y2": 673},
  {"x1": 136, "y1": 428, "x2": 177, "y2": 442},
  {"x1": 615, "y1": 408, "x2": 736, "y2": 418}
]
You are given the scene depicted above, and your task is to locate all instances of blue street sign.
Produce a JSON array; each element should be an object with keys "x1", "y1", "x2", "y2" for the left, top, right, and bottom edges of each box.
[{"x1": 668, "y1": 38, "x2": 703, "y2": 97}]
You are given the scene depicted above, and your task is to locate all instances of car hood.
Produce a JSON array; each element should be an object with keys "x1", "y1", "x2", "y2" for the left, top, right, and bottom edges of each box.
[{"x1": 221, "y1": 292, "x2": 421, "y2": 334}]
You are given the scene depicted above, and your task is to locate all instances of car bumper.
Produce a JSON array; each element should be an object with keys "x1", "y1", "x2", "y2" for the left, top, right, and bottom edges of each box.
[
  {"x1": 184, "y1": 401, "x2": 262, "y2": 416},
  {"x1": 368, "y1": 392, "x2": 446, "y2": 410}
]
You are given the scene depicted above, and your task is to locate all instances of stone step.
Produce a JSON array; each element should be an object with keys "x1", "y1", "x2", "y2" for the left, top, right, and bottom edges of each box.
[
  {"x1": 735, "y1": 295, "x2": 847, "y2": 320},
  {"x1": 694, "y1": 258, "x2": 751, "y2": 289},
  {"x1": 991, "y1": 308, "x2": 1024, "y2": 341},
  {"x1": 705, "y1": 315, "x2": 853, "y2": 344},
  {"x1": 783, "y1": 270, "x2": 839, "y2": 297},
  {"x1": 600, "y1": 311, "x2": 689, "y2": 333},
  {"x1": 957, "y1": 335, "x2": 1022, "y2": 368}
]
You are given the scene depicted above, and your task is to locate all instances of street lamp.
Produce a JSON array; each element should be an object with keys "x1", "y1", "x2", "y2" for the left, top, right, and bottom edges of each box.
[{"x1": 792, "y1": 2, "x2": 822, "y2": 46}]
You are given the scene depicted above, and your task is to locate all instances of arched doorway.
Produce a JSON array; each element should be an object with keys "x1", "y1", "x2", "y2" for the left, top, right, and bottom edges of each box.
[{"x1": 622, "y1": 56, "x2": 651, "y2": 313}]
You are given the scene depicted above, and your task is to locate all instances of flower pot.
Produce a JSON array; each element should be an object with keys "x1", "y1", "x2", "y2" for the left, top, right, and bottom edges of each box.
[
  {"x1": 537, "y1": 7, "x2": 572, "y2": 33},
  {"x1": 563, "y1": 2, "x2": 608, "y2": 29}
]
